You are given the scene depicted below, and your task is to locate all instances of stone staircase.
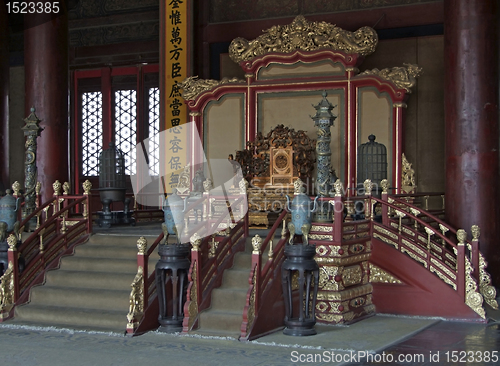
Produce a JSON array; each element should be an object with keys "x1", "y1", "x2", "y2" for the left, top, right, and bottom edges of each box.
[
  {"x1": 13, "y1": 233, "x2": 158, "y2": 333},
  {"x1": 193, "y1": 237, "x2": 261, "y2": 339}
]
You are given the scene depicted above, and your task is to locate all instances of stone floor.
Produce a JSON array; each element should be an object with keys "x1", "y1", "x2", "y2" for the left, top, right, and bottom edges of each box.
[
  {"x1": 1, "y1": 313, "x2": 499, "y2": 365},
  {"x1": 2, "y1": 222, "x2": 498, "y2": 365}
]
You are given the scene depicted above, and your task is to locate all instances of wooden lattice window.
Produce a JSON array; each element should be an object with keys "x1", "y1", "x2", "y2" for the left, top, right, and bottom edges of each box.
[{"x1": 73, "y1": 65, "x2": 159, "y2": 193}]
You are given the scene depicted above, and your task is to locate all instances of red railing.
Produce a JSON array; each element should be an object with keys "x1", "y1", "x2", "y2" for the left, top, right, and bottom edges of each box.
[
  {"x1": 182, "y1": 194, "x2": 248, "y2": 332},
  {"x1": 125, "y1": 190, "x2": 249, "y2": 335},
  {"x1": 371, "y1": 189, "x2": 491, "y2": 317},
  {"x1": 0, "y1": 181, "x2": 93, "y2": 321},
  {"x1": 240, "y1": 208, "x2": 289, "y2": 340}
]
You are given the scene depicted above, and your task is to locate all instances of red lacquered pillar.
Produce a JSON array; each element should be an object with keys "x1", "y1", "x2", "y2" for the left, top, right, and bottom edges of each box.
[
  {"x1": 0, "y1": 4, "x2": 9, "y2": 190},
  {"x1": 24, "y1": 2, "x2": 68, "y2": 203},
  {"x1": 444, "y1": 0, "x2": 500, "y2": 285}
]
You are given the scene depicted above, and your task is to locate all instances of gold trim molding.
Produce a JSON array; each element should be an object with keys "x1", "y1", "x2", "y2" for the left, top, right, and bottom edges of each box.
[
  {"x1": 179, "y1": 76, "x2": 245, "y2": 101},
  {"x1": 369, "y1": 263, "x2": 402, "y2": 284},
  {"x1": 229, "y1": 15, "x2": 378, "y2": 63},
  {"x1": 359, "y1": 63, "x2": 422, "y2": 93}
]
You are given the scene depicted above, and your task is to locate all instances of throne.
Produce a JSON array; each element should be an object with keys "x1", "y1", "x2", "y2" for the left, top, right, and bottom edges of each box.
[{"x1": 234, "y1": 124, "x2": 316, "y2": 227}]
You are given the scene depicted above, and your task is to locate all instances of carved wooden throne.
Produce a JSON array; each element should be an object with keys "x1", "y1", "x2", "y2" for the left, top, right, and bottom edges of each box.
[{"x1": 235, "y1": 124, "x2": 316, "y2": 227}]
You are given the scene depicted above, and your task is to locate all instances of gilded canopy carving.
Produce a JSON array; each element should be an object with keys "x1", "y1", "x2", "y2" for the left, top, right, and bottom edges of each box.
[
  {"x1": 178, "y1": 76, "x2": 246, "y2": 101},
  {"x1": 359, "y1": 63, "x2": 423, "y2": 93},
  {"x1": 229, "y1": 15, "x2": 378, "y2": 63}
]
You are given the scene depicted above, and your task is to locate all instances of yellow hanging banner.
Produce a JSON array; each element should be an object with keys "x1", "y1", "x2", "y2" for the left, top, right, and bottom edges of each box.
[
  {"x1": 163, "y1": 0, "x2": 189, "y2": 195},
  {"x1": 165, "y1": 0, "x2": 188, "y2": 130}
]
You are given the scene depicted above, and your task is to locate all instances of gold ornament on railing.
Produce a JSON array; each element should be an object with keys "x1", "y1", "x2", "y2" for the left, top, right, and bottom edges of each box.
[
  {"x1": 281, "y1": 219, "x2": 287, "y2": 239},
  {"x1": 395, "y1": 210, "x2": 406, "y2": 233},
  {"x1": 38, "y1": 228, "x2": 46, "y2": 253},
  {"x1": 439, "y1": 224, "x2": 449, "y2": 246},
  {"x1": 293, "y1": 178, "x2": 304, "y2": 195},
  {"x1": 136, "y1": 237, "x2": 147, "y2": 255},
  {"x1": 380, "y1": 179, "x2": 389, "y2": 194},
  {"x1": 424, "y1": 227, "x2": 435, "y2": 251},
  {"x1": 12, "y1": 181, "x2": 21, "y2": 196},
  {"x1": 245, "y1": 269, "x2": 258, "y2": 332},
  {"x1": 252, "y1": 234, "x2": 262, "y2": 255},
  {"x1": 83, "y1": 180, "x2": 92, "y2": 195},
  {"x1": 400, "y1": 153, "x2": 417, "y2": 194},
  {"x1": 456, "y1": 229, "x2": 466, "y2": 246},
  {"x1": 203, "y1": 178, "x2": 213, "y2": 193},
  {"x1": 471, "y1": 225, "x2": 480, "y2": 241},
  {"x1": 126, "y1": 266, "x2": 144, "y2": 330},
  {"x1": 229, "y1": 15, "x2": 378, "y2": 63},
  {"x1": 61, "y1": 216, "x2": 67, "y2": 234},
  {"x1": 7, "y1": 234, "x2": 17, "y2": 251},
  {"x1": 470, "y1": 225, "x2": 499, "y2": 310},
  {"x1": 190, "y1": 233, "x2": 201, "y2": 251},
  {"x1": 363, "y1": 179, "x2": 373, "y2": 195},
  {"x1": 334, "y1": 179, "x2": 343, "y2": 197},
  {"x1": 409, "y1": 208, "x2": 420, "y2": 230},
  {"x1": 52, "y1": 180, "x2": 62, "y2": 196},
  {"x1": 62, "y1": 182, "x2": 70, "y2": 195},
  {"x1": 268, "y1": 239, "x2": 273, "y2": 260},
  {"x1": 464, "y1": 256, "x2": 485, "y2": 318},
  {"x1": 0, "y1": 262, "x2": 15, "y2": 312},
  {"x1": 208, "y1": 234, "x2": 217, "y2": 259},
  {"x1": 35, "y1": 181, "x2": 41, "y2": 196}
]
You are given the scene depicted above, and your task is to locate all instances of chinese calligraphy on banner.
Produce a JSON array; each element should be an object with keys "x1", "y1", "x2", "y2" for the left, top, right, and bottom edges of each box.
[{"x1": 164, "y1": 0, "x2": 189, "y2": 194}]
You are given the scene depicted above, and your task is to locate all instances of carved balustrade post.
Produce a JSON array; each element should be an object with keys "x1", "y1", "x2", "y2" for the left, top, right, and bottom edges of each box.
[
  {"x1": 82, "y1": 180, "x2": 92, "y2": 233},
  {"x1": 380, "y1": 179, "x2": 389, "y2": 226},
  {"x1": 21, "y1": 108, "x2": 43, "y2": 231},
  {"x1": 190, "y1": 233, "x2": 202, "y2": 312},
  {"x1": 363, "y1": 179, "x2": 373, "y2": 220},
  {"x1": 331, "y1": 179, "x2": 343, "y2": 242},
  {"x1": 470, "y1": 225, "x2": 480, "y2": 284},
  {"x1": 136, "y1": 236, "x2": 148, "y2": 302},
  {"x1": 7, "y1": 234, "x2": 19, "y2": 303},
  {"x1": 471, "y1": 225, "x2": 499, "y2": 310},
  {"x1": 456, "y1": 229, "x2": 467, "y2": 300},
  {"x1": 251, "y1": 234, "x2": 262, "y2": 313}
]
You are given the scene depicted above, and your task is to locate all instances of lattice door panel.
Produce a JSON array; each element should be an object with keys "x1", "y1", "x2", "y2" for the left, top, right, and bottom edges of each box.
[
  {"x1": 81, "y1": 92, "x2": 103, "y2": 176},
  {"x1": 115, "y1": 89, "x2": 137, "y2": 175},
  {"x1": 148, "y1": 87, "x2": 160, "y2": 176}
]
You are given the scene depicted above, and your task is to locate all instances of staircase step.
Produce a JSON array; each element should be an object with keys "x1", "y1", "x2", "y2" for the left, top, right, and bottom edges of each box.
[
  {"x1": 44, "y1": 269, "x2": 136, "y2": 290},
  {"x1": 59, "y1": 256, "x2": 138, "y2": 273},
  {"x1": 198, "y1": 310, "x2": 243, "y2": 333},
  {"x1": 28, "y1": 286, "x2": 130, "y2": 311},
  {"x1": 86, "y1": 234, "x2": 159, "y2": 247},
  {"x1": 220, "y1": 269, "x2": 250, "y2": 288},
  {"x1": 14, "y1": 304, "x2": 126, "y2": 332},
  {"x1": 232, "y1": 252, "x2": 252, "y2": 268},
  {"x1": 210, "y1": 288, "x2": 248, "y2": 312},
  {"x1": 75, "y1": 244, "x2": 139, "y2": 259}
]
